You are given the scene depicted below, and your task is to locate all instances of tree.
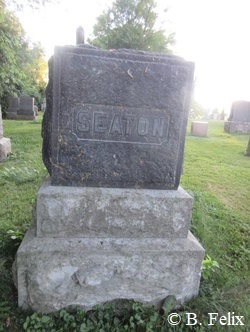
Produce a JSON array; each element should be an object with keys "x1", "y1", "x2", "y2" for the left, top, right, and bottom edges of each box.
[
  {"x1": 0, "y1": 0, "x2": 47, "y2": 113},
  {"x1": 21, "y1": 42, "x2": 47, "y2": 106},
  {"x1": 89, "y1": 0, "x2": 175, "y2": 53},
  {"x1": 189, "y1": 100, "x2": 206, "y2": 119}
]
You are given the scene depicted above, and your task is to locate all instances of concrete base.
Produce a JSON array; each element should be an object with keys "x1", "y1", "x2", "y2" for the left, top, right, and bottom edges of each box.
[
  {"x1": 15, "y1": 181, "x2": 204, "y2": 313},
  {"x1": 36, "y1": 180, "x2": 193, "y2": 238},
  {"x1": 16, "y1": 223, "x2": 204, "y2": 313},
  {"x1": 16, "y1": 113, "x2": 36, "y2": 120},
  {"x1": 0, "y1": 137, "x2": 11, "y2": 161},
  {"x1": 6, "y1": 112, "x2": 17, "y2": 120},
  {"x1": 224, "y1": 121, "x2": 250, "y2": 134}
]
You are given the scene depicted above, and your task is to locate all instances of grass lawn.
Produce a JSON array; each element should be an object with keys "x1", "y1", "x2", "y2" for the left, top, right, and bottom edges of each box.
[{"x1": 0, "y1": 115, "x2": 249, "y2": 331}]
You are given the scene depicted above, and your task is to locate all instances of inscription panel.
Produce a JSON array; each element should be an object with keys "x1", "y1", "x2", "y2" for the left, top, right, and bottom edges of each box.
[{"x1": 73, "y1": 105, "x2": 170, "y2": 145}]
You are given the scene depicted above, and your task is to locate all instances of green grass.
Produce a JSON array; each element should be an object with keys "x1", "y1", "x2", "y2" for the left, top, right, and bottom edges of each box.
[
  {"x1": 0, "y1": 115, "x2": 47, "y2": 331},
  {"x1": 181, "y1": 121, "x2": 250, "y2": 328},
  {"x1": 0, "y1": 117, "x2": 249, "y2": 331}
]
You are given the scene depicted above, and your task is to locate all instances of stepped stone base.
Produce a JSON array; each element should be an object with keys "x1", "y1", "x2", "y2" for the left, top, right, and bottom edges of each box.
[
  {"x1": 36, "y1": 180, "x2": 193, "y2": 238},
  {"x1": 6, "y1": 112, "x2": 17, "y2": 119},
  {"x1": 16, "y1": 113, "x2": 36, "y2": 120},
  {"x1": 15, "y1": 181, "x2": 204, "y2": 313},
  {"x1": 0, "y1": 137, "x2": 11, "y2": 161},
  {"x1": 16, "y1": 225, "x2": 204, "y2": 313},
  {"x1": 224, "y1": 121, "x2": 250, "y2": 133}
]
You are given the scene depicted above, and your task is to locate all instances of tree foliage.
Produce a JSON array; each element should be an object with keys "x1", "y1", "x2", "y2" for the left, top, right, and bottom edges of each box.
[
  {"x1": 89, "y1": 0, "x2": 175, "y2": 53},
  {"x1": 190, "y1": 99, "x2": 206, "y2": 119},
  {"x1": 0, "y1": 0, "x2": 47, "y2": 113},
  {"x1": 5, "y1": 0, "x2": 55, "y2": 11}
]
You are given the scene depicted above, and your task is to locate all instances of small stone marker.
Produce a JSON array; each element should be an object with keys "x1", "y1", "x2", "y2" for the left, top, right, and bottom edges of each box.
[
  {"x1": 15, "y1": 41, "x2": 204, "y2": 313},
  {"x1": 0, "y1": 105, "x2": 11, "y2": 161},
  {"x1": 244, "y1": 137, "x2": 250, "y2": 156},
  {"x1": 224, "y1": 100, "x2": 250, "y2": 133},
  {"x1": 41, "y1": 98, "x2": 46, "y2": 113},
  {"x1": 76, "y1": 26, "x2": 85, "y2": 45},
  {"x1": 191, "y1": 121, "x2": 208, "y2": 137},
  {"x1": 34, "y1": 105, "x2": 38, "y2": 116},
  {"x1": 6, "y1": 97, "x2": 19, "y2": 119},
  {"x1": 17, "y1": 96, "x2": 36, "y2": 120}
]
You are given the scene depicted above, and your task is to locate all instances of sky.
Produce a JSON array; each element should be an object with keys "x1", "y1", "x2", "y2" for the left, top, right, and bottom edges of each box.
[{"x1": 16, "y1": 0, "x2": 250, "y2": 113}]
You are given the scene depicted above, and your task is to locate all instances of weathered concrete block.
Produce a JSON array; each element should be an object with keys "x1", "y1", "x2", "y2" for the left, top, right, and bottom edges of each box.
[
  {"x1": 16, "y1": 222, "x2": 204, "y2": 313},
  {"x1": 36, "y1": 180, "x2": 192, "y2": 238}
]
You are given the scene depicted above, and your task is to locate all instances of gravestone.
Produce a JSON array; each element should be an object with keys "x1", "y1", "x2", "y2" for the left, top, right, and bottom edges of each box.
[
  {"x1": 34, "y1": 105, "x2": 38, "y2": 116},
  {"x1": 6, "y1": 97, "x2": 19, "y2": 119},
  {"x1": 41, "y1": 98, "x2": 46, "y2": 113},
  {"x1": 224, "y1": 100, "x2": 250, "y2": 133},
  {"x1": 0, "y1": 105, "x2": 11, "y2": 161},
  {"x1": 42, "y1": 46, "x2": 194, "y2": 189},
  {"x1": 244, "y1": 137, "x2": 250, "y2": 156},
  {"x1": 191, "y1": 121, "x2": 208, "y2": 137},
  {"x1": 17, "y1": 96, "x2": 36, "y2": 120},
  {"x1": 15, "y1": 43, "x2": 204, "y2": 313}
]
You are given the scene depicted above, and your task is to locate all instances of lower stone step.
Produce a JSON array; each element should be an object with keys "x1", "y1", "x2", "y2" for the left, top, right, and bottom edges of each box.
[{"x1": 15, "y1": 222, "x2": 204, "y2": 313}]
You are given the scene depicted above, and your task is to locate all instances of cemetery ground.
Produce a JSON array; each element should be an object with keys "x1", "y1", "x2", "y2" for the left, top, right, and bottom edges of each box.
[{"x1": 0, "y1": 114, "x2": 249, "y2": 331}]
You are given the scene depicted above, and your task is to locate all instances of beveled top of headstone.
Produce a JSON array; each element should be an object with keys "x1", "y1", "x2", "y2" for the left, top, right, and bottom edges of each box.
[{"x1": 42, "y1": 45, "x2": 194, "y2": 189}]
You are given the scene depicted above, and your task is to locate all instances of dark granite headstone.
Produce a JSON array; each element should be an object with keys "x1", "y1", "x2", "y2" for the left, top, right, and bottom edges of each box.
[
  {"x1": 17, "y1": 44, "x2": 204, "y2": 312},
  {"x1": 42, "y1": 45, "x2": 194, "y2": 189},
  {"x1": 6, "y1": 97, "x2": 19, "y2": 119},
  {"x1": 228, "y1": 101, "x2": 250, "y2": 122},
  {"x1": 17, "y1": 96, "x2": 35, "y2": 120},
  {"x1": 224, "y1": 100, "x2": 250, "y2": 133}
]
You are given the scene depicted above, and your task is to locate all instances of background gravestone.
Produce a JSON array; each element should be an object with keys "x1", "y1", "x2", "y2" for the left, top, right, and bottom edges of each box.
[
  {"x1": 224, "y1": 100, "x2": 250, "y2": 133},
  {"x1": 16, "y1": 44, "x2": 204, "y2": 313},
  {"x1": 17, "y1": 96, "x2": 36, "y2": 120},
  {"x1": 41, "y1": 98, "x2": 46, "y2": 113},
  {"x1": 245, "y1": 137, "x2": 250, "y2": 156},
  {"x1": 0, "y1": 105, "x2": 11, "y2": 161},
  {"x1": 191, "y1": 121, "x2": 208, "y2": 137},
  {"x1": 6, "y1": 97, "x2": 19, "y2": 119}
]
